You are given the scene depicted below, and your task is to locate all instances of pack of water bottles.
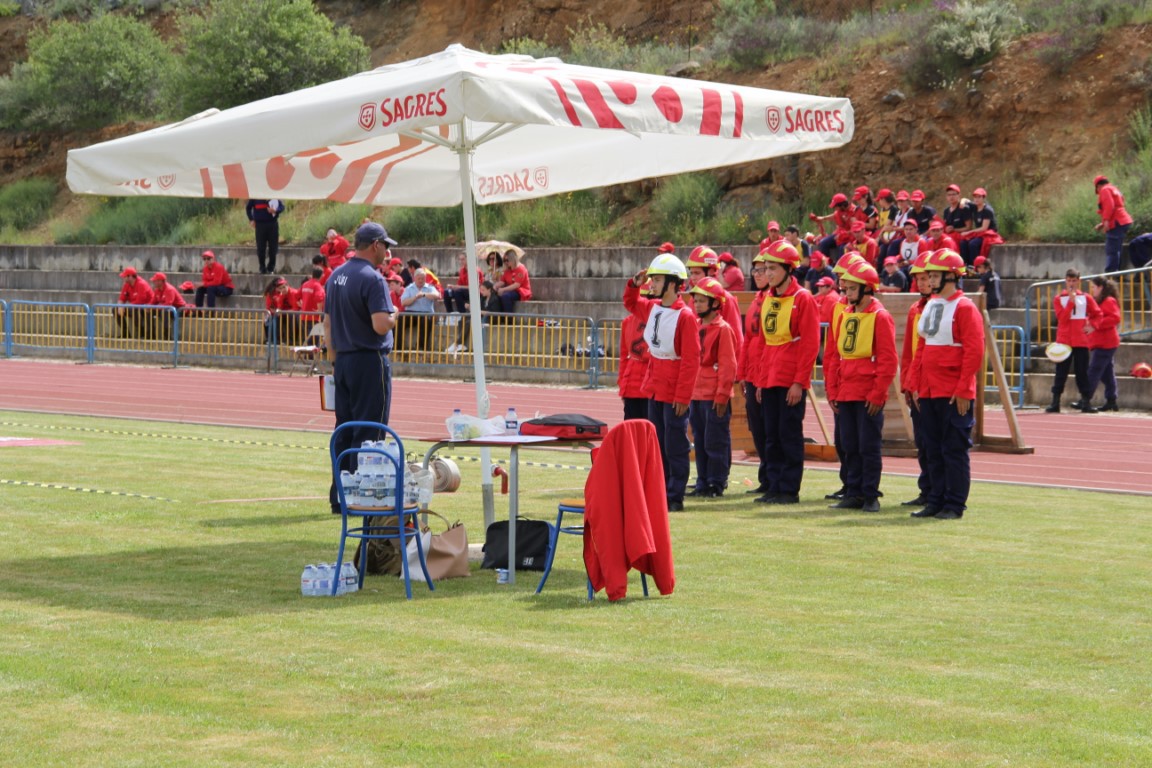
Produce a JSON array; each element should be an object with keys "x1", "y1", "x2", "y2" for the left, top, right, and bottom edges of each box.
[
  {"x1": 300, "y1": 561, "x2": 360, "y2": 597},
  {"x1": 338, "y1": 439, "x2": 403, "y2": 508}
]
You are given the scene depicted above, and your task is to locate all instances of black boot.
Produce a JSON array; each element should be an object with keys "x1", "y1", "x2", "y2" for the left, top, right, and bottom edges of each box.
[
  {"x1": 1103, "y1": 399, "x2": 1119, "y2": 411},
  {"x1": 1079, "y1": 399, "x2": 1097, "y2": 414},
  {"x1": 1044, "y1": 394, "x2": 1060, "y2": 413}
]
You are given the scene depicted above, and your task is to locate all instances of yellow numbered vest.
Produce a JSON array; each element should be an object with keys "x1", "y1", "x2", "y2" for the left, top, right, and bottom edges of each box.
[
  {"x1": 760, "y1": 294, "x2": 796, "y2": 346},
  {"x1": 836, "y1": 311, "x2": 878, "y2": 359}
]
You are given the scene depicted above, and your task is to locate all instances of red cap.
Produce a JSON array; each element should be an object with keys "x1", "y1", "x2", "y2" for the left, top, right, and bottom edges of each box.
[
  {"x1": 389, "y1": 257, "x2": 402, "y2": 267},
  {"x1": 150, "y1": 272, "x2": 167, "y2": 282},
  {"x1": 1094, "y1": 175, "x2": 1108, "y2": 186},
  {"x1": 766, "y1": 220, "x2": 780, "y2": 231},
  {"x1": 895, "y1": 189, "x2": 910, "y2": 201},
  {"x1": 973, "y1": 255, "x2": 988, "y2": 267},
  {"x1": 876, "y1": 188, "x2": 893, "y2": 200},
  {"x1": 719, "y1": 252, "x2": 736, "y2": 264},
  {"x1": 829, "y1": 193, "x2": 849, "y2": 208},
  {"x1": 385, "y1": 271, "x2": 403, "y2": 284},
  {"x1": 883, "y1": 256, "x2": 898, "y2": 266},
  {"x1": 903, "y1": 219, "x2": 919, "y2": 229},
  {"x1": 910, "y1": 189, "x2": 925, "y2": 202},
  {"x1": 201, "y1": 250, "x2": 215, "y2": 259},
  {"x1": 972, "y1": 187, "x2": 988, "y2": 197},
  {"x1": 850, "y1": 221, "x2": 866, "y2": 233},
  {"x1": 658, "y1": 242, "x2": 676, "y2": 254},
  {"x1": 809, "y1": 254, "x2": 824, "y2": 267},
  {"x1": 816, "y1": 276, "x2": 836, "y2": 287},
  {"x1": 119, "y1": 267, "x2": 137, "y2": 278},
  {"x1": 928, "y1": 217, "x2": 945, "y2": 230},
  {"x1": 853, "y1": 185, "x2": 870, "y2": 199},
  {"x1": 946, "y1": 184, "x2": 961, "y2": 193},
  {"x1": 180, "y1": 280, "x2": 195, "y2": 292}
]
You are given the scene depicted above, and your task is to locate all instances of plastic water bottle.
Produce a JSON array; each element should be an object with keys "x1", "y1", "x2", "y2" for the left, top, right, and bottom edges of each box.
[
  {"x1": 505, "y1": 407, "x2": 519, "y2": 435},
  {"x1": 301, "y1": 564, "x2": 318, "y2": 596},
  {"x1": 381, "y1": 439, "x2": 400, "y2": 502},
  {"x1": 339, "y1": 471, "x2": 356, "y2": 508},
  {"x1": 340, "y1": 562, "x2": 360, "y2": 594},
  {"x1": 314, "y1": 563, "x2": 332, "y2": 596},
  {"x1": 448, "y1": 408, "x2": 467, "y2": 441}
]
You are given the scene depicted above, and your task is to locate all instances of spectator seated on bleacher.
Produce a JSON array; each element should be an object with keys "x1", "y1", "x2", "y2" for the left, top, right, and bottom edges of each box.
[
  {"x1": 116, "y1": 267, "x2": 154, "y2": 338},
  {"x1": 497, "y1": 250, "x2": 531, "y2": 313},
  {"x1": 877, "y1": 256, "x2": 907, "y2": 293},
  {"x1": 719, "y1": 251, "x2": 745, "y2": 292},
  {"x1": 973, "y1": 256, "x2": 1001, "y2": 310},
  {"x1": 908, "y1": 189, "x2": 937, "y2": 234},
  {"x1": 849, "y1": 220, "x2": 880, "y2": 267},
  {"x1": 263, "y1": 276, "x2": 304, "y2": 345},
  {"x1": 800, "y1": 252, "x2": 836, "y2": 295},
  {"x1": 320, "y1": 228, "x2": 349, "y2": 269},
  {"x1": 960, "y1": 187, "x2": 1000, "y2": 266},
  {"x1": 400, "y1": 268, "x2": 441, "y2": 350},
  {"x1": 147, "y1": 272, "x2": 185, "y2": 340},
  {"x1": 194, "y1": 250, "x2": 234, "y2": 308},
  {"x1": 941, "y1": 184, "x2": 975, "y2": 245},
  {"x1": 444, "y1": 250, "x2": 485, "y2": 315},
  {"x1": 784, "y1": 226, "x2": 812, "y2": 260}
]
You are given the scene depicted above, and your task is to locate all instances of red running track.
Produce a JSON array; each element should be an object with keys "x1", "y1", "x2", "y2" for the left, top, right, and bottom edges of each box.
[{"x1": 3, "y1": 358, "x2": 1149, "y2": 495}]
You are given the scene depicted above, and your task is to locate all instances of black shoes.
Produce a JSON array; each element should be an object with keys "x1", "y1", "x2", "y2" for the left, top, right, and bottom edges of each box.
[
  {"x1": 667, "y1": 500, "x2": 684, "y2": 512},
  {"x1": 745, "y1": 485, "x2": 768, "y2": 495},
  {"x1": 901, "y1": 494, "x2": 928, "y2": 507},
  {"x1": 829, "y1": 496, "x2": 864, "y2": 509},
  {"x1": 1101, "y1": 399, "x2": 1119, "y2": 411},
  {"x1": 910, "y1": 505, "x2": 941, "y2": 518},
  {"x1": 824, "y1": 486, "x2": 847, "y2": 500},
  {"x1": 861, "y1": 499, "x2": 881, "y2": 513},
  {"x1": 687, "y1": 486, "x2": 723, "y2": 498},
  {"x1": 934, "y1": 509, "x2": 964, "y2": 520},
  {"x1": 755, "y1": 493, "x2": 799, "y2": 505},
  {"x1": 1069, "y1": 399, "x2": 1085, "y2": 410}
]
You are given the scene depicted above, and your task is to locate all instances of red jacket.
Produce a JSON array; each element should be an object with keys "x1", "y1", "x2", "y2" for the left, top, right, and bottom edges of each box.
[
  {"x1": 320, "y1": 236, "x2": 349, "y2": 268},
  {"x1": 582, "y1": 420, "x2": 675, "y2": 601},
  {"x1": 617, "y1": 313, "x2": 651, "y2": 400},
  {"x1": 624, "y1": 282, "x2": 701, "y2": 405},
  {"x1": 1054, "y1": 290, "x2": 1100, "y2": 348},
  {"x1": 1098, "y1": 183, "x2": 1133, "y2": 230},
  {"x1": 824, "y1": 299, "x2": 898, "y2": 406},
  {"x1": 119, "y1": 278, "x2": 154, "y2": 306},
  {"x1": 900, "y1": 296, "x2": 930, "y2": 393},
  {"x1": 722, "y1": 265, "x2": 745, "y2": 292},
  {"x1": 201, "y1": 262, "x2": 233, "y2": 289},
  {"x1": 753, "y1": 276, "x2": 820, "y2": 390},
  {"x1": 679, "y1": 286, "x2": 743, "y2": 346},
  {"x1": 456, "y1": 266, "x2": 485, "y2": 288},
  {"x1": 850, "y1": 236, "x2": 880, "y2": 268},
  {"x1": 150, "y1": 283, "x2": 186, "y2": 309},
  {"x1": 299, "y1": 278, "x2": 326, "y2": 313},
  {"x1": 266, "y1": 288, "x2": 300, "y2": 312},
  {"x1": 1087, "y1": 295, "x2": 1121, "y2": 350},
  {"x1": 736, "y1": 290, "x2": 767, "y2": 384},
  {"x1": 911, "y1": 291, "x2": 985, "y2": 400},
  {"x1": 926, "y1": 233, "x2": 959, "y2": 253},
  {"x1": 501, "y1": 264, "x2": 532, "y2": 300},
  {"x1": 692, "y1": 318, "x2": 737, "y2": 404}
]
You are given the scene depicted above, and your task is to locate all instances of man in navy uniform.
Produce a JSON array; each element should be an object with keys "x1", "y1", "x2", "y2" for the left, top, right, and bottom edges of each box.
[{"x1": 246, "y1": 198, "x2": 284, "y2": 274}]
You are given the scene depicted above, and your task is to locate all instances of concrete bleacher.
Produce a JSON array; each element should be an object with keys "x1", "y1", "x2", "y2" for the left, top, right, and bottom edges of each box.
[{"x1": 2, "y1": 242, "x2": 1150, "y2": 409}]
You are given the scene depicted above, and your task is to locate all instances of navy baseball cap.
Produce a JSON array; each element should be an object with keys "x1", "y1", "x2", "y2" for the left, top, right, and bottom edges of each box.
[{"x1": 355, "y1": 222, "x2": 397, "y2": 247}]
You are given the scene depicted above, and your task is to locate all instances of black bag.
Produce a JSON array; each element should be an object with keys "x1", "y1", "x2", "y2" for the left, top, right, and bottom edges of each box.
[
  {"x1": 519, "y1": 413, "x2": 607, "y2": 440},
  {"x1": 480, "y1": 518, "x2": 552, "y2": 571}
]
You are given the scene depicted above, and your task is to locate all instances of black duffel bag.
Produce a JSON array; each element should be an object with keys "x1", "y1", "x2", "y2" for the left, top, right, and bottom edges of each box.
[{"x1": 480, "y1": 518, "x2": 552, "y2": 571}]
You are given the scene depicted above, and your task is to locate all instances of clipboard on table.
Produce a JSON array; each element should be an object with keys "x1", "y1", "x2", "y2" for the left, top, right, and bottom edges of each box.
[{"x1": 319, "y1": 374, "x2": 335, "y2": 411}]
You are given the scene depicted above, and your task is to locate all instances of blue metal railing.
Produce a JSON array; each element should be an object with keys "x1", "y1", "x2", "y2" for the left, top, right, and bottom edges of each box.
[
  {"x1": 7, "y1": 300, "x2": 93, "y2": 363},
  {"x1": 988, "y1": 324, "x2": 1027, "y2": 409}
]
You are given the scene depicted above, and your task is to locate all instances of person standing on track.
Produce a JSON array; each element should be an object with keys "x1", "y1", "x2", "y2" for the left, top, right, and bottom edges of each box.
[{"x1": 324, "y1": 221, "x2": 399, "y2": 515}]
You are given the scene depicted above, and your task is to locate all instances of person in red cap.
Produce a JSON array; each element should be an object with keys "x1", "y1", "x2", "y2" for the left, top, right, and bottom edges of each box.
[
  {"x1": 750, "y1": 241, "x2": 820, "y2": 505},
  {"x1": 959, "y1": 187, "x2": 1000, "y2": 265},
  {"x1": 852, "y1": 185, "x2": 879, "y2": 236},
  {"x1": 897, "y1": 219, "x2": 931, "y2": 267},
  {"x1": 925, "y1": 218, "x2": 959, "y2": 253},
  {"x1": 384, "y1": 271, "x2": 405, "y2": 311},
  {"x1": 973, "y1": 255, "x2": 1001, "y2": 309},
  {"x1": 686, "y1": 276, "x2": 738, "y2": 498},
  {"x1": 941, "y1": 184, "x2": 974, "y2": 241},
  {"x1": 1046, "y1": 268, "x2": 1100, "y2": 413},
  {"x1": 809, "y1": 192, "x2": 857, "y2": 264},
  {"x1": 1082, "y1": 276, "x2": 1121, "y2": 412},
  {"x1": 813, "y1": 275, "x2": 841, "y2": 322},
  {"x1": 823, "y1": 260, "x2": 898, "y2": 512},
  {"x1": 881, "y1": 190, "x2": 914, "y2": 260},
  {"x1": 263, "y1": 276, "x2": 303, "y2": 345},
  {"x1": 849, "y1": 220, "x2": 880, "y2": 268},
  {"x1": 718, "y1": 251, "x2": 745, "y2": 292},
  {"x1": 1093, "y1": 175, "x2": 1134, "y2": 272},
  {"x1": 878, "y1": 255, "x2": 907, "y2": 293},
  {"x1": 148, "y1": 272, "x2": 185, "y2": 340},
  {"x1": 874, "y1": 188, "x2": 898, "y2": 251},
  {"x1": 909, "y1": 249, "x2": 985, "y2": 520},
  {"x1": 800, "y1": 251, "x2": 836, "y2": 295},
  {"x1": 194, "y1": 250, "x2": 234, "y2": 308},
  {"x1": 764, "y1": 220, "x2": 784, "y2": 245},
  {"x1": 908, "y1": 190, "x2": 936, "y2": 234},
  {"x1": 319, "y1": 228, "x2": 349, "y2": 270},
  {"x1": 115, "y1": 266, "x2": 154, "y2": 338}
]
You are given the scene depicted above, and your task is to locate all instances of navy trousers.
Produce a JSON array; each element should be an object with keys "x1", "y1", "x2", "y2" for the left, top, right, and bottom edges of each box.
[
  {"x1": 918, "y1": 397, "x2": 974, "y2": 513},
  {"x1": 648, "y1": 399, "x2": 691, "y2": 503},
  {"x1": 1086, "y1": 347, "x2": 1118, "y2": 402},
  {"x1": 837, "y1": 401, "x2": 884, "y2": 501},
  {"x1": 689, "y1": 399, "x2": 732, "y2": 492},
  {"x1": 743, "y1": 382, "x2": 768, "y2": 489},
  {"x1": 254, "y1": 220, "x2": 279, "y2": 273},
  {"x1": 1051, "y1": 346, "x2": 1090, "y2": 399},
  {"x1": 908, "y1": 398, "x2": 931, "y2": 496},
  {"x1": 760, "y1": 386, "x2": 807, "y2": 497},
  {"x1": 622, "y1": 397, "x2": 649, "y2": 421},
  {"x1": 329, "y1": 350, "x2": 392, "y2": 511}
]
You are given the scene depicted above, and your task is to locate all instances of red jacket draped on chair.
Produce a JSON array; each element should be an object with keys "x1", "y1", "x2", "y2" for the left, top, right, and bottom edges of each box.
[{"x1": 582, "y1": 420, "x2": 675, "y2": 601}]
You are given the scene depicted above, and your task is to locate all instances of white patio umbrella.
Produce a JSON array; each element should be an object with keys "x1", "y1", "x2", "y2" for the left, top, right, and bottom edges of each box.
[{"x1": 67, "y1": 44, "x2": 854, "y2": 518}]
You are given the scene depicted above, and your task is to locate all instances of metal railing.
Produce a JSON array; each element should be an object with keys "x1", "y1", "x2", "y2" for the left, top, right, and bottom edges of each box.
[
  {"x1": 986, "y1": 325, "x2": 1027, "y2": 408},
  {"x1": 8, "y1": 300, "x2": 93, "y2": 362},
  {"x1": 91, "y1": 304, "x2": 180, "y2": 366},
  {"x1": 178, "y1": 307, "x2": 273, "y2": 369},
  {"x1": 1024, "y1": 265, "x2": 1152, "y2": 350},
  {"x1": 0, "y1": 300, "x2": 9, "y2": 358}
]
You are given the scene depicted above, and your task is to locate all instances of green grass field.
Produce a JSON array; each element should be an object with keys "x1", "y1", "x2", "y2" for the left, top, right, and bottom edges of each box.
[{"x1": 0, "y1": 410, "x2": 1149, "y2": 767}]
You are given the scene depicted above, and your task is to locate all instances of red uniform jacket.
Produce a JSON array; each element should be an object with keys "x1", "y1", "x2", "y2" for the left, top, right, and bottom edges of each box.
[
  {"x1": 851, "y1": 237, "x2": 880, "y2": 268},
  {"x1": 682, "y1": 286, "x2": 744, "y2": 346},
  {"x1": 832, "y1": 205, "x2": 859, "y2": 245},
  {"x1": 266, "y1": 289, "x2": 300, "y2": 312},
  {"x1": 753, "y1": 276, "x2": 820, "y2": 390},
  {"x1": 119, "y1": 279, "x2": 154, "y2": 306},
  {"x1": 501, "y1": 264, "x2": 532, "y2": 300},
  {"x1": 624, "y1": 282, "x2": 701, "y2": 405},
  {"x1": 151, "y1": 283, "x2": 186, "y2": 309},
  {"x1": 824, "y1": 299, "x2": 898, "y2": 406},
  {"x1": 317, "y1": 266, "x2": 333, "y2": 285},
  {"x1": 911, "y1": 291, "x2": 985, "y2": 400},
  {"x1": 926, "y1": 233, "x2": 959, "y2": 252},
  {"x1": 1054, "y1": 290, "x2": 1100, "y2": 348},
  {"x1": 1098, "y1": 183, "x2": 1133, "y2": 230},
  {"x1": 815, "y1": 290, "x2": 842, "y2": 324},
  {"x1": 456, "y1": 266, "x2": 485, "y2": 288},
  {"x1": 299, "y1": 278, "x2": 326, "y2": 313},
  {"x1": 582, "y1": 420, "x2": 675, "y2": 601},
  {"x1": 1087, "y1": 295, "x2": 1121, "y2": 350},
  {"x1": 900, "y1": 296, "x2": 930, "y2": 393},
  {"x1": 201, "y1": 262, "x2": 233, "y2": 289},
  {"x1": 320, "y1": 236, "x2": 349, "y2": 268},
  {"x1": 691, "y1": 318, "x2": 737, "y2": 405},
  {"x1": 736, "y1": 290, "x2": 767, "y2": 384},
  {"x1": 617, "y1": 313, "x2": 652, "y2": 400},
  {"x1": 722, "y1": 265, "x2": 745, "y2": 292}
]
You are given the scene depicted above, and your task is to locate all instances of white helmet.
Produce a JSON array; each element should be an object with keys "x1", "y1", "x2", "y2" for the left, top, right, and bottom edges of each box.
[{"x1": 648, "y1": 253, "x2": 687, "y2": 280}]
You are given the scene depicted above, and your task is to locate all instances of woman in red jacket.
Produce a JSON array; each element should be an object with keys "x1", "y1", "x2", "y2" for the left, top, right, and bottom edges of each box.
[
  {"x1": 1094, "y1": 175, "x2": 1133, "y2": 272},
  {"x1": 1082, "y1": 276, "x2": 1122, "y2": 412},
  {"x1": 618, "y1": 280, "x2": 654, "y2": 420}
]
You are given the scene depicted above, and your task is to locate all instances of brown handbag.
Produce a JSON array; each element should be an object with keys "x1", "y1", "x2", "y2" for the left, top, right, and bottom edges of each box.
[{"x1": 405, "y1": 510, "x2": 470, "y2": 581}]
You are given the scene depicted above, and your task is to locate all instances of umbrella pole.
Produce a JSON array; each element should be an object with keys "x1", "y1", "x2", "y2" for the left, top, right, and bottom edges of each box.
[{"x1": 457, "y1": 125, "x2": 495, "y2": 528}]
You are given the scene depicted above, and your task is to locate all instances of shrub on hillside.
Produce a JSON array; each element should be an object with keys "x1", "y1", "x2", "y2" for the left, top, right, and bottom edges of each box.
[
  {"x1": 709, "y1": 0, "x2": 825, "y2": 70},
  {"x1": 167, "y1": 0, "x2": 370, "y2": 117},
  {"x1": 897, "y1": 1, "x2": 1022, "y2": 91},
  {"x1": 0, "y1": 178, "x2": 57, "y2": 231},
  {"x1": 0, "y1": 15, "x2": 173, "y2": 131},
  {"x1": 55, "y1": 197, "x2": 231, "y2": 245},
  {"x1": 651, "y1": 173, "x2": 725, "y2": 243}
]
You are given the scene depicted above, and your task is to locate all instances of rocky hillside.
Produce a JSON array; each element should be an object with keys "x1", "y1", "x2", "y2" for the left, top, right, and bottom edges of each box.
[{"x1": 1, "y1": 1, "x2": 1150, "y2": 234}]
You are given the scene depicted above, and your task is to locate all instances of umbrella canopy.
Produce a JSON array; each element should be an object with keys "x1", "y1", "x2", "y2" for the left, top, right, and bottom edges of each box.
[
  {"x1": 67, "y1": 44, "x2": 853, "y2": 519},
  {"x1": 476, "y1": 240, "x2": 524, "y2": 260}
]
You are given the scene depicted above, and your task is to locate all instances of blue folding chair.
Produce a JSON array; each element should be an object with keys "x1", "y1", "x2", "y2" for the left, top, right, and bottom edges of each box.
[
  {"x1": 330, "y1": 421, "x2": 433, "y2": 599},
  {"x1": 535, "y1": 497, "x2": 648, "y2": 600}
]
